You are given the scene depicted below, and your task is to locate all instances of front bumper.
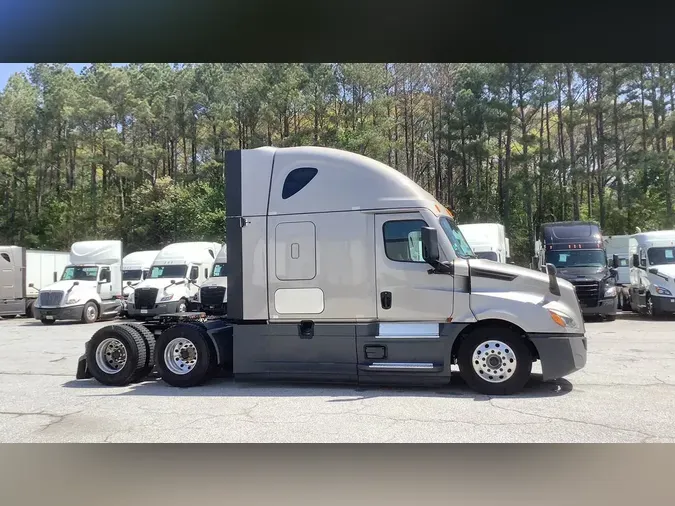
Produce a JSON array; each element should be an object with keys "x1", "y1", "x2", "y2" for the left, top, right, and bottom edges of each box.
[
  {"x1": 34, "y1": 304, "x2": 85, "y2": 322},
  {"x1": 652, "y1": 295, "x2": 675, "y2": 314},
  {"x1": 529, "y1": 332, "x2": 587, "y2": 381},
  {"x1": 580, "y1": 297, "x2": 617, "y2": 316},
  {"x1": 127, "y1": 300, "x2": 182, "y2": 318}
]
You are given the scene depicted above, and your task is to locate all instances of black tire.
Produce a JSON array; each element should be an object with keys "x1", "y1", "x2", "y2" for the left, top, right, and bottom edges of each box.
[
  {"x1": 41, "y1": 318, "x2": 56, "y2": 325},
  {"x1": 85, "y1": 324, "x2": 147, "y2": 386},
  {"x1": 155, "y1": 323, "x2": 214, "y2": 388},
  {"x1": 605, "y1": 314, "x2": 616, "y2": 322},
  {"x1": 457, "y1": 325, "x2": 533, "y2": 396},
  {"x1": 120, "y1": 322, "x2": 157, "y2": 380},
  {"x1": 82, "y1": 301, "x2": 99, "y2": 324},
  {"x1": 1, "y1": 315, "x2": 15, "y2": 319},
  {"x1": 645, "y1": 293, "x2": 660, "y2": 318},
  {"x1": 26, "y1": 299, "x2": 35, "y2": 318}
]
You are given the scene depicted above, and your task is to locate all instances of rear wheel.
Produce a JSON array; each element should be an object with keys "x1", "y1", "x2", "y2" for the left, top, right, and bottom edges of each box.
[
  {"x1": 86, "y1": 325, "x2": 146, "y2": 386},
  {"x1": 457, "y1": 325, "x2": 533, "y2": 396},
  {"x1": 25, "y1": 299, "x2": 35, "y2": 318},
  {"x1": 120, "y1": 322, "x2": 157, "y2": 380},
  {"x1": 155, "y1": 323, "x2": 214, "y2": 387}
]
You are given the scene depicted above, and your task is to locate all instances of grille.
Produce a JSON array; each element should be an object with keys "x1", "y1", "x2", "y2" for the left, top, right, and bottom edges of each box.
[
  {"x1": 134, "y1": 288, "x2": 158, "y2": 309},
  {"x1": 200, "y1": 286, "x2": 226, "y2": 306},
  {"x1": 39, "y1": 290, "x2": 63, "y2": 306},
  {"x1": 571, "y1": 280, "x2": 600, "y2": 307}
]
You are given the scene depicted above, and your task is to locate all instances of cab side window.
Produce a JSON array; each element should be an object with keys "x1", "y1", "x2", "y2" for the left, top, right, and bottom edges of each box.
[
  {"x1": 639, "y1": 249, "x2": 647, "y2": 267},
  {"x1": 190, "y1": 266, "x2": 199, "y2": 280},
  {"x1": 99, "y1": 267, "x2": 111, "y2": 283},
  {"x1": 383, "y1": 220, "x2": 427, "y2": 263}
]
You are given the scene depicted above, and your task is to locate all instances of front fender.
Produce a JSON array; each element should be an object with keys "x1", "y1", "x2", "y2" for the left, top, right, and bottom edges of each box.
[{"x1": 457, "y1": 291, "x2": 576, "y2": 334}]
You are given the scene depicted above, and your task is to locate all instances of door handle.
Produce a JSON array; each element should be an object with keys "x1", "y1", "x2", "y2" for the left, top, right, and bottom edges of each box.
[{"x1": 380, "y1": 291, "x2": 392, "y2": 310}]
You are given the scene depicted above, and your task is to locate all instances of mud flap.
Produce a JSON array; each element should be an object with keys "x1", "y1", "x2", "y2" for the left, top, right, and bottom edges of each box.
[{"x1": 76, "y1": 353, "x2": 92, "y2": 379}]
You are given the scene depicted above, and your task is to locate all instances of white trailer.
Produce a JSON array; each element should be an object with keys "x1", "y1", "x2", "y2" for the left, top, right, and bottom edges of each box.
[
  {"x1": 628, "y1": 230, "x2": 675, "y2": 317},
  {"x1": 603, "y1": 235, "x2": 630, "y2": 310},
  {"x1": 33, "y1": 240, "x2": 124, "y2": 325},
  {"x1": 458, "y1": 223, "x2": 511, "y2": 263},
  {"x1": 0, "y1": 246, "x2": 70, "y2": 318}
]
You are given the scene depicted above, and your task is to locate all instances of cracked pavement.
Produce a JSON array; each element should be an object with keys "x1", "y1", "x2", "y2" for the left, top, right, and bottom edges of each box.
[{"x1": 1, "y1": 313, "x2": 674, "y2": 442}]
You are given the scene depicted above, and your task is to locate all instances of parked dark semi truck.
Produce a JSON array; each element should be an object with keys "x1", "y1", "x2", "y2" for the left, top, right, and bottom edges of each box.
[
  {"x1": 75, "y1": 146, "x2": 587, "y2": 396},
  {"x1": 534, "y1": 221, "x2": 619, "y2": 321}
]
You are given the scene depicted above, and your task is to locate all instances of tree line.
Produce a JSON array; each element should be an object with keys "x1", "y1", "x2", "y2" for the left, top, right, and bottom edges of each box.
[{"x1": 1, "y1": 63, "x2": 673, "y2": 264}]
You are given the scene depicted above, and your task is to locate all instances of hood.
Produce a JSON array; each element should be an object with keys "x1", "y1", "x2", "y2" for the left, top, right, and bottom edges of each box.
[
  {"x1": 135, "y1": 278, "x2": 188, "y2": 292},
  {"x1": 555, "y1": 265, "x2": 608, "y2": 282},
  {"x1": 41, "y1": 279, "x2": 97, "y2": 293},
  {"x1": 648, "y1": 264, "x2": 675, "y2": 280},
  {"x1": 200, "y1": 276, "x2": 227, "y2": 289}
]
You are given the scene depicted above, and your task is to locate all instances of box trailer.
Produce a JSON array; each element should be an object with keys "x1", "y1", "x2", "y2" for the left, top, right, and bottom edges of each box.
[
  {"x1": 458, "y1": 223, "x2": 511, "y2": 263},
  {"x1": 0, "y1": 246, "x2": 70, "y2": 318},
  {"x1": 76, "y1": 146, "x2": 587, "y2": 396}
]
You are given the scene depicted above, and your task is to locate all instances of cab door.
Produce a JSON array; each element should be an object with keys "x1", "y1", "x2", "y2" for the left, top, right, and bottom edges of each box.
[{"x1": 356, "y1": 212, "x2": 455, "y2": 385}]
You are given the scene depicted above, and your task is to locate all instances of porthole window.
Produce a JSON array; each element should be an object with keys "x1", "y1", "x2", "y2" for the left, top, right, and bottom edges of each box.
[{"x1": 282, "y1": 167, "x2": 318, "y2": 200}]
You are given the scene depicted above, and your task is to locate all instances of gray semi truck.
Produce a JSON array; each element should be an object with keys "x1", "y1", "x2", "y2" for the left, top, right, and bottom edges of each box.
[{"x1": 75, "y1": 146, "x2": 587, "y2": 396}]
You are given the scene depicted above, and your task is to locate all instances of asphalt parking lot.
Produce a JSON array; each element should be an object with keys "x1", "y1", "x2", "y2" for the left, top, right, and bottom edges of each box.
[{"x1": 0, "y1": 313, "x2": 674, "y2": 442}]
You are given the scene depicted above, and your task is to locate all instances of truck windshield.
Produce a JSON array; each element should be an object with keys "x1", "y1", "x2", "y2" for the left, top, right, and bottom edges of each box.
[
  {"x1": 61, "y1": 266, "x2": 99, "y2": 281},
  {"x1": 476, "y1": 251, "x2": 498, "y2": 261},
  {"x1": 439, "y1": 216, "x2": 476, "y2": 259},
  {"x1": 648, "y1": 247, "x2": 675, "y2": 265},
  {"x1": 122, "y1": 269, "x2": 143, "y2": 281},
  {"x1": 545, "y1": 250, "x2": 606, "y2": 268},
  {"x1": 212, "y1": 263, "x2": 228, "y2": 277},
  {"x1": 149, "y1": 265, "x2": 187, "y2": 279}
]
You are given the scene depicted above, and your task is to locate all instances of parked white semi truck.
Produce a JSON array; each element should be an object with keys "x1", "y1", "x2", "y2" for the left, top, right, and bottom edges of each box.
[
  {"x1": 0, "y1": 246, "x2": 70, "y2": 319},
  {"x1": 126, "y1": 242, "x2": 221, "y2": 320},
  {"x1": 76, "y1": 146, "x2": 587, "y2": 396},
  {"x1": 196, "y1": 245, "x2": 228, "y2": 315},
  {"x1": 603, "y1": 235, "x2": 631, "y2": 310},
  {"x1": 628, "y1": 230, "x2": 675, "y2": 317},
  {"x1": 121, "y1": 250, "x2": 160, "y2": 317},
  {"x1": 33, "y1": 240, "x2": 124, "y2": 325},
  {"x1": 458, "y1": 223, "x2": 511, "y2": 263}
]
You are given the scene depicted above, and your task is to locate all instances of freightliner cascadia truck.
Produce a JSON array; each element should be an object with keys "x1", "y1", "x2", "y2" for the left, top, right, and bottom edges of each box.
[{"x1": 75, "y1": 146, "x2": 587, "y2": 396}]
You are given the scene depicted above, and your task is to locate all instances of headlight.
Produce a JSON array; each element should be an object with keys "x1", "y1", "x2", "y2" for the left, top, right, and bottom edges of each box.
[
  {"x1": 654, "y1": 285, "x2": 673, "y2": 296},
  {"x1": 548, "y1": 309, "x2": 578, "y2": 330},
  {"x1": 66, "y1": 296, "x2": 81, "y2": 304},
  {"x1": 160, "y1": 294, "x2": 174, "y2": 302},
  {"x1": 604, "y1": 286, "x2": 617, "y2": 297}
]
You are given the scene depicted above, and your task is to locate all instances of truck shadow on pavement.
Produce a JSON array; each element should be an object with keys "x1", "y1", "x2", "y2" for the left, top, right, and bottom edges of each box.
[{"x1": 62, "y1": 372, "x2": 573, "y2": 401}]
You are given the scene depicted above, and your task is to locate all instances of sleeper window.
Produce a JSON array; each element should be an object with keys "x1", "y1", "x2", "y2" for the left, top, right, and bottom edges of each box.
[
  {"x1": 383, "y1": 220, "x2": 427, "y2": 263},
  {"x1": 0, "y1": 253, "x2": 10, "y2": 263},
  {"x1": 282, "y1": 167, "x2": 318, "y2": 199}
]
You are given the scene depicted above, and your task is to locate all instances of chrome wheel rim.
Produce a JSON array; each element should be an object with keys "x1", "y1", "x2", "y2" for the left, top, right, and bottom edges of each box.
[
  {"x1": 164, "y1": 337, "x2": 198, "y2": 375},
  {"x1": 471, "y1": 340, "x2": 517, "y2": 383},
  {"x1": 86, "y1": 305, "x2": 97, "y2": 321},
  {"x1": 95, "y1": 338, "x2": 127, "y2": 374}
]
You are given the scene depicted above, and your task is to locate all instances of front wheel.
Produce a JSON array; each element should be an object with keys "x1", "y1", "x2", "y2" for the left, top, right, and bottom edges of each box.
[
  {"x1": 457, "y1": 326, "x2": 533, "y2": 396},
  {"x1": 82, "y1": 301, "x2": 99, "y2": 324},
  {"x1": 176, "y1": 299, "x2": 188, "y2": 313}
]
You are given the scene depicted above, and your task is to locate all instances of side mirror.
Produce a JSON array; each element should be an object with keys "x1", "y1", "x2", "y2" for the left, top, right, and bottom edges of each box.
[
  {"x1": 632, "y1": 254, "x2": 640, "y2": 268},
  {"x1": 190, "y1": 278, "x2": 198, "y2": 284},
  {"x1": 170, "y1": 280, "x2": 176, "y2": 285},
  {"x1": 649, "y1": 267, "x2": 659, "y2": 275},
  {"x1": 73, "y1": 281, "x2": 79, "y2": 286},
  {"x1": 126, "y1": 281, "x2": 132, "y2": 286},
  {"x1": 421, "y1": 227, "x2": 440, "y2": 266},
  {"x1": 546, "y1": 263, "x2": 560, "y2": 296},
  {"x1": 28, "y1": 283, "x2": 34, "y2": 288},
  {"x1": 612, "y1": 254, "x2": 619, "y2": 269}
]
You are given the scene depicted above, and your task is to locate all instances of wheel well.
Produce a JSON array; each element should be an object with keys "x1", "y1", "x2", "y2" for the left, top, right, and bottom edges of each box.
[{"x1": 450, "y1": 319, "x2": 539, "y2": 363}]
